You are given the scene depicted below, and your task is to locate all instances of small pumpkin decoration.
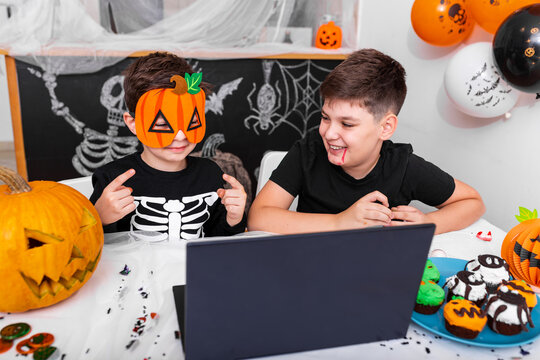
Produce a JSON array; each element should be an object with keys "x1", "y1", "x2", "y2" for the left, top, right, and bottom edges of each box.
[
  {"x1": 135, "y1": 73, "x2": 206, "y2": 148},
  {"x1": 501, "y1": 207, "x2": 540, "y2": 289},
  {"x1": 315, "y1": 21, "x2": 342, "y2": 50},
  {"x1": 0, "y1": 166, "x2": 104, "y2": 312}
]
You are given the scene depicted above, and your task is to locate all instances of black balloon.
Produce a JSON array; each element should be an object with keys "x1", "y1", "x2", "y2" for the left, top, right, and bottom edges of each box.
[{"x1": 493, "y1": 4, "x2": 540, "y2": 94}]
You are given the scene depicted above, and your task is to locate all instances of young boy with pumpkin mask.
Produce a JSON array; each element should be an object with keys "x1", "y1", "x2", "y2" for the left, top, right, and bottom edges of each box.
[
  {"x1": 248, "y1": 48, "x2": 485, "y2": 235},
  {"x1": 89, "y1": 52, "x2": 247, "y2": 240}
]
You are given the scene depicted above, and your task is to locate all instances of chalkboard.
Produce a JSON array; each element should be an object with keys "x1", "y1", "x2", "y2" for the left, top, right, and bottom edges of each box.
[{"x1": 15, "y1": 56, "x2": 341, "y2": 206}]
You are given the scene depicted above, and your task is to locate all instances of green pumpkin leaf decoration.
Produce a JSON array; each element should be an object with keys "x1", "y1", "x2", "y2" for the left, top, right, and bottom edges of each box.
[
  {"x1": 185, "y1": 72, "x2": 202, "y2": 95},
  {"x1": 515, "y1": 206, "x2": 538, "y2": 223}
]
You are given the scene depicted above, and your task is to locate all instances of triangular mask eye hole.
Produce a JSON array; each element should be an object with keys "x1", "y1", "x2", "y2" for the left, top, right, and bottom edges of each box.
[
  {"x1": 186, "y1": 107, "x2": 202, "y2": 132},
  {"x1": 148, "y1": 109, "x2": 174, "y2": 133}
]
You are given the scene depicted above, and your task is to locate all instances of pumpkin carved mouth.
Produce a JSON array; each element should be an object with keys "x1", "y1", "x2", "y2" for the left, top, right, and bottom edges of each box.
[
  {"x1": 19, "y1": 250, "x2": 101, "y2": 298},
  {"x1": 17, "y1": 208, "x2": 101, "y2": 299}
]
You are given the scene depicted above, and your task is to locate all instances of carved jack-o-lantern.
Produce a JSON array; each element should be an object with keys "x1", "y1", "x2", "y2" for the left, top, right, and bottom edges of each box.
[
  {"x1": 315, "y1": 21, "x2": 342, "y2": 50},
  {"x1": 0, "y1": 166, "x2": 104, "y2": 312},
  {"x1": 501, "y1": 207, "x2": 540, "y2": 288}
]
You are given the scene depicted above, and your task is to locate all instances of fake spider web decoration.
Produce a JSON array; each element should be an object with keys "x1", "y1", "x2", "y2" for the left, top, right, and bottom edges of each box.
[{"x1": 244, "y1": 59, "x2": 334, "y2": 138}]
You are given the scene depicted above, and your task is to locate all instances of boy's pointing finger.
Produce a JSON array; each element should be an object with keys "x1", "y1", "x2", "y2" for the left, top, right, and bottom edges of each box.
[
  {"x1": 223, "y1": 174, "x2": 244, "y2": 190},
  {"x1": 108, "y1": 169, "x2": 135, "y2": 191}
]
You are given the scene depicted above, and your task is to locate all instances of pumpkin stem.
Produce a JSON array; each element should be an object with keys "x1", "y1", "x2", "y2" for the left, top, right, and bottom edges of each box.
[
  {"x1": 515, "y1": 206, "x2": 538, "y2": 223},
  {"x1": 0, "y1": 166, "x2": 32, "y2": 194},
  {"x1": 170, "y1": 75, "x2": 188, "y2": 95}
]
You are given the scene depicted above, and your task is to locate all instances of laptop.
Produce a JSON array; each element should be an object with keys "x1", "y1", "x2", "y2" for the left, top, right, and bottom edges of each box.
[{"x1": 173, "y1": 223, "x2": 435, "y2": 359}]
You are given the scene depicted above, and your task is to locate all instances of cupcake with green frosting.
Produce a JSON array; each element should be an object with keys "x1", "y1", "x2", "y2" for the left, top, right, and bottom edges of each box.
[
  {"x1": 422, "y1": 259, "x2": 440, "y2": 283},
  {"x1": 415, "y1": 280, "x2": 445, "y2": 315}
]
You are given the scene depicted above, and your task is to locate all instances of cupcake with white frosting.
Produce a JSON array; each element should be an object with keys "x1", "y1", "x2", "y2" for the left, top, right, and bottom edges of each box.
[
  {"x1": 484, "y1": 285, "x2": 534, "y2": 335},
  {"x1": 444, "y1": 270, "x2": 488, "y2": 307},
  {"x1": 465, "y1": 254, "x2": 510, "y2": 293}
]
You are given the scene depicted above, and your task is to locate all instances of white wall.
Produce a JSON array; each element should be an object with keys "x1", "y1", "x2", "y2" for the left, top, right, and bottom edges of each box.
[
  {"x1": 360, "y1": 0, "x2": 539, "y2": 231},
  {"x1": 0, "y1": 55, "x2": 13, "y2": 143}
]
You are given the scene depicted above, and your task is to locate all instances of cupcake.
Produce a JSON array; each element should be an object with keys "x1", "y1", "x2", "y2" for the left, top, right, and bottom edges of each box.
[
  {"x1": 484, "y1": 285, "x2": 534, "y2": 335},
  {"x1": 465, "y1": 254, "x2": 510, "y2": 293},
  {"x1": 443, "y1": 299, "x2": 487, "y2": 339},
  {"x1": 444, "y1": 270, "x2": 488, "y2": 307},
  {"x1": 499, "y1": 279, "x2": 537, "y2": 310},
  {"x1": 422, "y1": 259, "x2": 440, "y2": 283},
  {"x1": 415, "y1": 280, "x2": 445, "y2": 315}
]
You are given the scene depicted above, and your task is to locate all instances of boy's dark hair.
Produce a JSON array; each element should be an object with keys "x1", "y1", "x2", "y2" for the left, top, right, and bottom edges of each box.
[
  {"x1": 123, "y1": 51, "x2": 211, "y2": 112},
  {"x1": 320, "y1": 48, "x2": 407, "y2": 120}
]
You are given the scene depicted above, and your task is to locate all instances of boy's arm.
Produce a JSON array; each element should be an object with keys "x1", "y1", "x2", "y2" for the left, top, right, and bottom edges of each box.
[
  {"x1": 248, "y1": 181, "x2": 393, "y2": 234},
  {"x1": 392, "y1": 179, "x2": 485, "y2": 234}
]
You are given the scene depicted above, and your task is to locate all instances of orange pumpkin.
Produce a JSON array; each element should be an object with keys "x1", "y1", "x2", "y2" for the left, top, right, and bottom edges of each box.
[
  {"x1": 501, "y1": 207, "x2": 540, "y2": 287},
  {"x1": 315, "y1": 21, "x2": 342, "y2": 50},
  {"x1": 135, "y1": 73, "x2": 206, "y2": 148},
  {"x1": 0, "y1": 166, "x2": 104, "y2": 312}
]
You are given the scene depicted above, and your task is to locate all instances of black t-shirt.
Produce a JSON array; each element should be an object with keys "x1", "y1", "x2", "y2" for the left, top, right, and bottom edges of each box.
[
  {"x1": 89, "y1": 153, "x2": 246, "y2": 239},
  {"x1": 270, "y1": 130, "x2": 455, "y2": 214}
]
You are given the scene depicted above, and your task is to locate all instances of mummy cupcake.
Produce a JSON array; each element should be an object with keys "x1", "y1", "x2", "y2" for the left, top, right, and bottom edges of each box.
[
  {"x1": 422, "y1": 259, "x2": 440, "y2": 283},
  {"x1": 444, "y1": 270, "x2": 488, "y2": 307},
  {"x1": 485, "y1": 285, "x2": 534, "y2": 335},
  {"x1": 499, "y1": 279, "x2": 538, "y2": 310},
  {"x1": 444, "y1": 299, "x2": 487, "y2": 339},
  {"x1": 465, "y1": 254, "x2": 510, "y2": 293}
]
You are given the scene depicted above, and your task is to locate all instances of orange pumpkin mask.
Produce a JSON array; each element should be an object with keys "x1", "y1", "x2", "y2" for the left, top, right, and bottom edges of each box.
[
  {"x1": 315, "y1": 21, "x2": 342, "y2": 50},
  {"x1": 135, "y1": 73, "x2": 206, "y2": 148}
]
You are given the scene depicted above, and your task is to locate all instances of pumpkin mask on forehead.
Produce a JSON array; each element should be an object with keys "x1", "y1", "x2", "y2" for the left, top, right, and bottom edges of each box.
[{"x1": 134, "y1": 73, "x2": 206, "y2": 148}]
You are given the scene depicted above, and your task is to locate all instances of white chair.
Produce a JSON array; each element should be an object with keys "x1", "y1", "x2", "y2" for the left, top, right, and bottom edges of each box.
[
  {"x1": 256, "y1": 151, "x2": 298, "y2": 211},
  {"x1": 58, "y1": 176, "x2": 93, "y2": 199}
]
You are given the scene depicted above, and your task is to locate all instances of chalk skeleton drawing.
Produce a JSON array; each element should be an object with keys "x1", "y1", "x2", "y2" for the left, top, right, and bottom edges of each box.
[
  {"x1": 27, "y1": 67, "x2": 243, "y2": 176},
  {"x1": 244, "y1": 59, "x2": 334, "y2": 138},
  {"x1": 131, "y1": 192, "x2": 219, "y2": 242}
]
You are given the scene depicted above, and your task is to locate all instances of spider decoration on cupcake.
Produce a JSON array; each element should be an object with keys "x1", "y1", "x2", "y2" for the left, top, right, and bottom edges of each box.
[{"x1": 484, "y1": 285, "x2": 535, "y2": 335}]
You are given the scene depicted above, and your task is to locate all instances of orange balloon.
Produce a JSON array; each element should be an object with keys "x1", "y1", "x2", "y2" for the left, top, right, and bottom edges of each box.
[
  {"x1": 411, "y1": 0, "x2": 475, "y2": 46},
  {"x1": 469, "y1": 0, "x2": 538, "y2": 34}
]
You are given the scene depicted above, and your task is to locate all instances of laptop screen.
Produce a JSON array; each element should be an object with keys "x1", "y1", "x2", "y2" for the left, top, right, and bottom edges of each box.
[{"x1": 174, "y1": 224, "x2": 435, "y2": 359}]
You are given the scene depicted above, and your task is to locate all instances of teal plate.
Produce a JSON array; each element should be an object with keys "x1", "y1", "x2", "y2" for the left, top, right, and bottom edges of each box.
[{"x1": 411, "y1": 257, "x2": 540, "y2": 348}]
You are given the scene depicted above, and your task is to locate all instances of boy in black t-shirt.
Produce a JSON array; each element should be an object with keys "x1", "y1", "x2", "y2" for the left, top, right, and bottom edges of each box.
[
  {"x1": 90, "y1": 52, "x2": 247, "y2": 240},
  {"x1": 248, "y1": 49, "x2": 484, "y2": 235}
]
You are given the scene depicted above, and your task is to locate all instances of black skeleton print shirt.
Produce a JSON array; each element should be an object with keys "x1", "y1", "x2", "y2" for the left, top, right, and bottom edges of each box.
[
  {"x1": 270, "y1": 129, "x2": 456, "y2": 214},
  {"x1": 90, "y1": 153, "x2": 246, "y2": 240}
]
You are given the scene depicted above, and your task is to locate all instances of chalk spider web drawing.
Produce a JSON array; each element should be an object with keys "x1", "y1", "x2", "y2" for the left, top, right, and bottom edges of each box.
[
  {"x1": 27, "y1": 66, "x2": 243, "y2": 176},
  {"x1": 244, "y1": 59, "x2": 334, "y2": 138}
]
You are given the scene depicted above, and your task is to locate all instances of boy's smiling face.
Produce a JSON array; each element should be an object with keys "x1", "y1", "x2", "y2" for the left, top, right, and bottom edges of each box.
[{"x1": 319, "y1": 98, "x2": 395, "y2": 179}]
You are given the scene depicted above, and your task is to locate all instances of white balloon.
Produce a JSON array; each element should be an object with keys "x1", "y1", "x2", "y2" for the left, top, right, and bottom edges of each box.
[{"x1": 444, "y1": 42, "x2": 519, "y2": 118}]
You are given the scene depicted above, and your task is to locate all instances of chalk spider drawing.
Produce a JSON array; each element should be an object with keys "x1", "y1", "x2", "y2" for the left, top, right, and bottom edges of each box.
[
  {"x1": 243, "y1": 59, "x2": 334, "y2": 138},
  {"x1": 244, "y1": 60, "x2": 283, "y2": 135}
]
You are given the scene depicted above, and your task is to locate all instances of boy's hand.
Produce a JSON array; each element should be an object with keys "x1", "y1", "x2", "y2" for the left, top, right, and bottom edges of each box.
[
  {"x1": 390, "y1": 205, "x2": 427, "y2": 225},
  {"x1": 217, "y1": 174, "x2": 247, "y2": 227},
  {"x1": 94, "y1": 169, "x2": 136, "y2": 225},
  {"x1": 337, "y1": 191, "x2": 393, "y2": 229}
]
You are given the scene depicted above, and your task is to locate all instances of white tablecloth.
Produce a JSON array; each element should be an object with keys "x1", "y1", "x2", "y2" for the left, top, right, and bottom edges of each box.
[{"x1": 0, "y1": 219, "x2": 537, "y2": 359}]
